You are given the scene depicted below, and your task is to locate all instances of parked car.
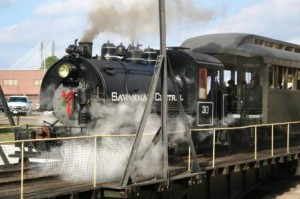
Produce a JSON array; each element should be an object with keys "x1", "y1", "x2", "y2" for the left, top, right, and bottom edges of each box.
[{"x1": 7, "y1": 96, "x2": 32, "y2": 116}]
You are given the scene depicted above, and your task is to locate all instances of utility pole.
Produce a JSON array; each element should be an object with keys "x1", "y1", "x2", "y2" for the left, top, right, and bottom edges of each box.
[
  {"x1": 40, "y1": 41, "x2": 44, "y2": 70},
  {"x1": 120, "y1": 0, "x2": 169, "y2": 187},
  {"x1": 159, "y1": 0, "x2": 169, "y2": 181},
  {"x1": 120, "y1": 0, "x2": 199, "y2": 187},
  {"x1": 51, "y1": 40, "x2": 55, "y2": 56}
]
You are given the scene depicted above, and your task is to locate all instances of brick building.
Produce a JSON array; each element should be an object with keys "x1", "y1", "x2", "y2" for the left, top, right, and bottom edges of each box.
[{"x1": 0, "y1": 70, "x2": 45, "y2": 109}]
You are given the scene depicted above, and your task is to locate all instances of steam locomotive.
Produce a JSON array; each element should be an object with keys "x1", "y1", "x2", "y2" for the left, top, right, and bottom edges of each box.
[{"x1": 39, "y1": 37, "x2": 263, "y2": 134}]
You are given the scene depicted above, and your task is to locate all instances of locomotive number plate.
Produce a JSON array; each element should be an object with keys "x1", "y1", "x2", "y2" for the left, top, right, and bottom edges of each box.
[{"x1": 197, "y1": 101, "x2": 213, "y2": 126}]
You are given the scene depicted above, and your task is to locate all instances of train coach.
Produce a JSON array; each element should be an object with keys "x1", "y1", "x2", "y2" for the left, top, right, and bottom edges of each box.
[{"x1": 181, "y1": 33, "x2": 300, "y2": 124}]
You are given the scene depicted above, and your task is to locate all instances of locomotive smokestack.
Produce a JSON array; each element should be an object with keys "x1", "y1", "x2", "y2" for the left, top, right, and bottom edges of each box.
[{"x1": 79, "y1": 42, "x2": 93, "y2": 58}]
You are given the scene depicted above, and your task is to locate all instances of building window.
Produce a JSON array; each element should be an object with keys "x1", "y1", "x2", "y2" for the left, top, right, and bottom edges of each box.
[
  {"x1": 34, "y1": 79, "x2": 42, "y2": 86},
  {"x1": 3, "y1": 79, "x2": 18, "y2": 86}
]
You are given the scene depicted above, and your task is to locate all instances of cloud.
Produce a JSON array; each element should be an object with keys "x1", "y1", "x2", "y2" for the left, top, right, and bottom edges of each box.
[
  {"x1": 0, "y1": 20, "x2": 35, "y2": 44},
  {"x1": 0, "y1": 0, "x2": 15, "y2": 8},
  {"x1": 198, "y1": 0, "x2": 300, "y2": 43},
  {"x1": 0, "y1": 0, "x2": 299, "y2": 69},
  {"x1": 34, "y1": 0, "x2": 96, "y2": 16}
]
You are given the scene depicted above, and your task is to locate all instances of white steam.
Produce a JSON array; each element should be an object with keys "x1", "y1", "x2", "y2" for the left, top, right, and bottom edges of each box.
[
  {"x1": 39, "y1": 99, "x2": 195, "y2": 183},
  {"x1": 88, "y1": 100, "x2": 160, "y2": 134},
  {"x1": 40, "y1": 83, "x2": 57, "y2": 110}
]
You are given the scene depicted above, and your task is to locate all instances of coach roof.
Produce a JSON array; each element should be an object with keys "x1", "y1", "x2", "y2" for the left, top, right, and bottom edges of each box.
[{"x1": 181, "y1": 33, "x2": 300, "y2": 67}]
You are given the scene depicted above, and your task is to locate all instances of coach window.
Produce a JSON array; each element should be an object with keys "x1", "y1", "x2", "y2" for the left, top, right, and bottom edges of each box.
[
  {"x1": 297, "y1": 70, "x2": 300, "y2": 90},
  {"x1": 280, "y1": 66, "x2": 293, "y2": 89},
  {"x1": 245, "y1": 72, "x2": 252, "y2": 84},
  {"x1": 269, "y1": 65, "x2": 274, "y2": 88},
  {"x1": 287, "y1": 68, "x2": 294, "y2": 89},
  {"x1": 270, "y1": 66, "x2": 295, "y2": 90},
  {"x1": 272, "y1": 65, "x2": 281, "y2": 89},
  {"x1": 277, "y1": 66, "x2": 283, "y2": 89},
  {"x1": 198, "y1": 68, "x2": 207, "y2": 99}
]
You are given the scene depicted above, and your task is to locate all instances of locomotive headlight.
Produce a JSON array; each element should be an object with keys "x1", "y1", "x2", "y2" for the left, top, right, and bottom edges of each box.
[
  {"x1": 58, "y1": 64, "x2": 77, "y2": 79},
  {"x1": 58, "y1": 64, "x2": 70, "y2": 78}
]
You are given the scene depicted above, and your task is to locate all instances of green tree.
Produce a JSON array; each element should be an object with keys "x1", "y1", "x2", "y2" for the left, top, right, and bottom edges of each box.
[{"x1": 40, "y1": 56, "x2": 58, "y2": 70}]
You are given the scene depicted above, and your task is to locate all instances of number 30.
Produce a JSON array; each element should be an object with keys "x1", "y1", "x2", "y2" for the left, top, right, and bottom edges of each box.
[{"x1": 202, "y1": 106, "x2": 209, "y2": 114}]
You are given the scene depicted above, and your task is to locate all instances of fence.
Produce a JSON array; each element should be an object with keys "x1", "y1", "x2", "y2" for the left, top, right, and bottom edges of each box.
[
  {"x1": 0, "y1": 121, "x2": 300, "y2": 198},
  {"x1": 189, "y1": 121, "x2": 300, "y2": 169}
]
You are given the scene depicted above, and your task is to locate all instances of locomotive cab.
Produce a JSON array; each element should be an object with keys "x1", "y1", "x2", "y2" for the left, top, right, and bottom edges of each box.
[{"x1": 167, "y1": 49, "x2": 224, "y2": 127}]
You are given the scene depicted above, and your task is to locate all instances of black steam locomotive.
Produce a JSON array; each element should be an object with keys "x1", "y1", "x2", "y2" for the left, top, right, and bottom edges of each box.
[{"x1": 39, "y1": 37, "x2": 265, "y2": 133}]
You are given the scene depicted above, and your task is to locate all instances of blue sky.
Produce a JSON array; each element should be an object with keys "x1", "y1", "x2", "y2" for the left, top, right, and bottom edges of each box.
[{"x1": 0, "y1": 0, "x2": 299, "y2": 69}]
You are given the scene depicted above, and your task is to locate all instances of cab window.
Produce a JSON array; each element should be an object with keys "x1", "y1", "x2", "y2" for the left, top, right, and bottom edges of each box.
[{"x1": 198, "y1": 68, "x2": 207, "y2": 99}]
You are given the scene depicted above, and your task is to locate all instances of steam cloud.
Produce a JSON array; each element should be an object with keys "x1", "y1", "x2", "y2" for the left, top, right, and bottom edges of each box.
[
  {"x1": 39, "y1": 100, "x2": 194, "y2": 183},
  {"x1": 81, "y1": 0, "x2": 214, "y2": 42}
]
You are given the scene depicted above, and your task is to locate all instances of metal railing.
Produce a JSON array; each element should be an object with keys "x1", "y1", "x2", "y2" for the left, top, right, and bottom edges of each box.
[
  {"x1": 189, "y1": 121, "x2": 300, "y2": 169},
  {"x1": 0, "y1": 121, "x2": 300, "y2": 198},
  {"x1": 0, "y1": 127, "x2": 154, "y2": 199}
]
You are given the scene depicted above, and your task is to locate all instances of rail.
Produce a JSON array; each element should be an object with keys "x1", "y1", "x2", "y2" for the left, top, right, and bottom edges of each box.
[{"x1": 0, "y1": 121, "x2": 299, "y2": 198}]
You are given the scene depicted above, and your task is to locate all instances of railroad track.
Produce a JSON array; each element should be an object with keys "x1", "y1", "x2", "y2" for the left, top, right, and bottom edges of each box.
[
  {"x1": 0, "y1": 163, "x2": 60, "y2": 199},
  {"x1": 0, "y1": 162, "x2": 107, "y2": 199}
]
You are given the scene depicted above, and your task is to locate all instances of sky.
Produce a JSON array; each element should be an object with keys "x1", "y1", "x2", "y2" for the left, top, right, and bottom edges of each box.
[{"x1": 0, "y1": 0, "x2": 299, "y2": 69}]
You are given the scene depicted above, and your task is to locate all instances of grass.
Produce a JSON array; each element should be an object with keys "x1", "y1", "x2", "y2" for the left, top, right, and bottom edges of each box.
[
  {"x1": 0, "y1": 133, "x2": 15, "y2": 142},
  {"x1": 0, "y1": 126, "x2": 15, "y2": 142}
]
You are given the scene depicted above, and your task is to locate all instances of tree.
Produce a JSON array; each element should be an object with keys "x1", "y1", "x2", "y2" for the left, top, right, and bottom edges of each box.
[{"x1": 40, "y1": 56, "x2": 58, "y2": 70}]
